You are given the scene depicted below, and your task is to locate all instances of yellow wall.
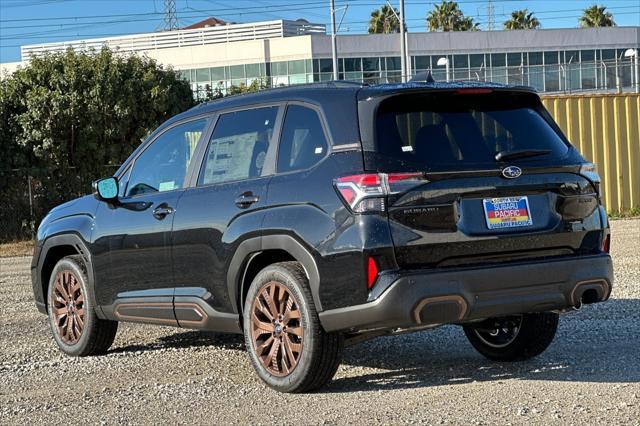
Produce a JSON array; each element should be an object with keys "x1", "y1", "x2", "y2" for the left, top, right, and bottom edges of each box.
[{"x1": 541, "y1": 93, "x2": 640, "y2": 213}]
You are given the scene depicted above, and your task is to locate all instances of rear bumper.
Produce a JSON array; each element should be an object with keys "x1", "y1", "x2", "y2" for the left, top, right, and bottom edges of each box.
[{"x1": 318, "y1": 254, "x2": 613, "y2": 333}]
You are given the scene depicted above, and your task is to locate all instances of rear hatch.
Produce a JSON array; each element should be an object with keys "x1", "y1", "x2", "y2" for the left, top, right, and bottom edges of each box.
[{"x1": 358, "y1": 87, "x2": 603, "y2": 268}]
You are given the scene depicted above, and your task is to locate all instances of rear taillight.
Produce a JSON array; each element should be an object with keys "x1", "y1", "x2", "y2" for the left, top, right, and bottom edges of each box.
[
  {"x1": 601, "y1": 233, "x2": 611, "y2": 253},
  {"x1": 579, "y1": 162, "x2": 601, "y2": 195},
  {"x1": 335, "y1": 172, "x2": 426, "y2": 213},
  {"x1": 366, "y1": 256, "x2": 379, "y2": 289}
]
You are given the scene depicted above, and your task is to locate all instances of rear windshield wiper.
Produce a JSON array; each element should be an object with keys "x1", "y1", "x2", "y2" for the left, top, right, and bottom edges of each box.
[{"x1": 495, "y1": 149, "x2": 551, "y2": 162}]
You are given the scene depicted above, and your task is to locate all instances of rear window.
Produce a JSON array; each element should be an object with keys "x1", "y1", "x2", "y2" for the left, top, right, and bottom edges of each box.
[{"x1": 373, "y1": 92, "x2": 569, "y2": 170}]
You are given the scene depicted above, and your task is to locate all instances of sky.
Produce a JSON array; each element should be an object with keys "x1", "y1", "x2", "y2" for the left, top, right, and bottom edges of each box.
[{"x1": 1, "y1": 0, "x2": 639, "y2": 63}]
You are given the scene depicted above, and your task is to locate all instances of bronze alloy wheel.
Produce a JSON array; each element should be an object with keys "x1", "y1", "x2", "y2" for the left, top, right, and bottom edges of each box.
[
  {"x1": 250, "y1": 281, "x2": 303, "y2": 377},
  {"x1": 51, "y1": 271, "x2": 85, "y2": 345}
]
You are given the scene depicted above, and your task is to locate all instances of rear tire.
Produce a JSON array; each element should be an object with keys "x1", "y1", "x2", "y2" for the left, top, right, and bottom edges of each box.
[
  {"x1": 463, "y1": 312, "x2": 558, "y2": 361},
  {"x1": 47, "y1": 255, "x2": 118, "y2": 356},
  {"x1": 243, "y1": 261, "x2": 343, "y2": 393}
]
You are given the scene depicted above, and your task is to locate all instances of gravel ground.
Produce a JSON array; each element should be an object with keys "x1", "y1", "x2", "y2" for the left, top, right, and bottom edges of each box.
[{"x1": 1, "y1": 219, "x2": 639, "y2": 425}]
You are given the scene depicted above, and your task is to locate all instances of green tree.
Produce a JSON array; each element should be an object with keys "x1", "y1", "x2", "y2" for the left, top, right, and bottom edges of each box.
[
  {"x1": 579, "y1": 4, "x2": 616, "y2": 28},
  {"x1": 426, "y1": 1, "x2": 479, "y2": 32},
  {"x1": 368, "y1": 4, "x2": 400, "y2": 34},
  {"x1": 227, "y1": 77, "x2": 270, "y2": 95},
  {"x1": 503, "y1": 9, "x2": 541, "y2": 30},
  {"x1": 0, "y1": 47, "x2": 194, "y2": 241}
]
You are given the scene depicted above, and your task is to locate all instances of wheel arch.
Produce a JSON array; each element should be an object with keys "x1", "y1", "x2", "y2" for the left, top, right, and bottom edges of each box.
[
  {"x1": 227, "y1": 234, "x2": 323, "y2": 315},
  {"x1": 37, "y1": 234, "x2": 99, "y2": 315}
]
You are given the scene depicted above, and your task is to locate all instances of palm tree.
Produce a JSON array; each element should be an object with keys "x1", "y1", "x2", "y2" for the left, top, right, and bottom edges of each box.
[
  {"x1": 579, "y1": 5, "x2": 616, "y2": 28},
  {"x1": 368, "y1": 4, "x2": 400, "y2": 34},
  {"x1": 503, "y1": 9, "x2": 540, "y2": 30},
  {"x1": 426, "y1": 1, "x2": 479, "y2": 32}
]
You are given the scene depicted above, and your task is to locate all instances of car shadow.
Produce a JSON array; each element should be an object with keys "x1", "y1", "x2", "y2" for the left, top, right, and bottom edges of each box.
[
  {"x1": 108, "y1": 299, "x2": 639, "y2": 393},
  {"x1": 326, "y1": 298, "x2": 640, "y2": 393},
  {"x1": 109, "y1": 330, "x2": 245, "y2": 354}
]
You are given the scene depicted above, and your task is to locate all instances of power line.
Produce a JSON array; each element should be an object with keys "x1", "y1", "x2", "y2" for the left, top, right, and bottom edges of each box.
[
  {"x1": 1, "y1": 2, "x2": 637, "y2": 29},
  {"x1": 0, "y1": 1, "x2": 638, "y2": 45},
  {"x1": 0, "y1": 1, "x2": 352, "y2": 23},
  {"x1": 3, "y1": 9, "x2": 639, "y2": 47}
]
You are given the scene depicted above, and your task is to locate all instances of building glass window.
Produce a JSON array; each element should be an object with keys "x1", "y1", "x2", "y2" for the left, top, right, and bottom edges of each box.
[
  {"x1": 527, "y1": 66, "x2": 544, "y2": 91},
  {"x1": 345, "y1": 72, "x2": 363, "y2": 81},
  {"x1": 470, "y1": 54, "x2": 484, "y2": 68},
  {"x1": 507, "y1": 53, "x2": 522, "y2": 67},
  {"x1": 288, "y1": 60, "x2": 306, "y2": 75},
  {"x1": 386, "y1": 56, "x2": 401, "y2": 71},
  {"x1": 196, "y1": 68, "x2": 210, "y2": 83},
  {"x1": 469, "y1": 54, "x2": 485, "y2": 81},
  {"x1": 544, "y1": 51, "x2": 559, "y2": 65},
  {"x1": 344, "y1": 57, "x2": 362, "y2": 72},
  {"x1": 491, "y1": 53, "x2": 506, "y2": 67},
  {"x1": 272, "y1": 61, "x2": 288, "y2": 76},
  {"x1": 616, "y1": 48, "x2": 633, "y2": 87},
  {"x1": 229, "y1": 64, "x2": 245, "y2": 80},
  {"x1": 414, "y1": 56, "x2": 430, "y2": 70},
  {"x1": 601, "y1": 49, "x2": 617, "y2": 89},
  {"x1": 453, "y1": 54, "x2": 469, "y2": 80},
  {"x1": 362, "y1": 57, "x2": 381, "y2": 83},
  {"x1": 211, "y1": 67, "x2": 225, "y2": 82},
  {"x1": 245, "y1": 63, "x2": 263, "y2": 78},
  {"x1": 506, "y1": 53, "x2": 523, "y2": 85},
  {"x1": 319, "y1": 59, "x2": 333, "y2": 73},
  {"x1": 363, "y1": 57, "x2": 380, "y2": 71},
  {"x1": 528, "y1": 52, "x2": 543, "y2": 66}
]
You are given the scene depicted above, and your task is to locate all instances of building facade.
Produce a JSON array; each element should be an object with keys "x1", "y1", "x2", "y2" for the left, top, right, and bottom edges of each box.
[{"x1": 4, "y1": 19, "x2": 639, "y2": 97}]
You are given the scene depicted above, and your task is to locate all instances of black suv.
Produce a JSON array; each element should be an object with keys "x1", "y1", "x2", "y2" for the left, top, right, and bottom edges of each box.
[{"x1": 32, "y1": 81, "x2": 613, "y2": 393}]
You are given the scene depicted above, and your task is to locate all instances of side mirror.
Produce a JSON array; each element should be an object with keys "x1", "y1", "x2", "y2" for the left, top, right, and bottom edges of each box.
[{"x1": 92, "y1": 177, "x2": 119, "y2": 202}]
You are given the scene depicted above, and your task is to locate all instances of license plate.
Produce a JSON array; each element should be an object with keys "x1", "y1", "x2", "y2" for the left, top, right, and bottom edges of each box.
[{"x1": 483, "y1": 196, "x2": 533, "y2": 230}]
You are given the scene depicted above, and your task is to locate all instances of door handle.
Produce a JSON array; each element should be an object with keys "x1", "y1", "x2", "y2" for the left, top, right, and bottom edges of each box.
[
  {"x1": 152, "y1": 204, "x2": 174, "y2": 220},
  {"x1": 235, "y1": 192, "x2": 259, "y2": 209}
]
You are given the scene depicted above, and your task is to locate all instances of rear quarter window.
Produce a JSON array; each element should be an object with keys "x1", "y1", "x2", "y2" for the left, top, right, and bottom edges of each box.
[{"x1": 374, "y1": 92, "x2": 569, "y2": 170}]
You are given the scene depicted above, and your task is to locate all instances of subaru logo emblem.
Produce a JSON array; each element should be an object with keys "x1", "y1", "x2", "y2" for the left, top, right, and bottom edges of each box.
[{"x1": 502, "y1": 166, "x2": 522, "y2": 179}]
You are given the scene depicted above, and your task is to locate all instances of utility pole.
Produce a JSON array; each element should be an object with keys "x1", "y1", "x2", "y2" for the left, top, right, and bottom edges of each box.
[
  {"x1": 330, "y1": 0, "x2": 339, "y2": 80},
  {"x1": 399, "y1": 0, "x2": 407, "y2": 82},
  {"x1": 163, "y1": 0, "x2": 179, "y2": 31}
]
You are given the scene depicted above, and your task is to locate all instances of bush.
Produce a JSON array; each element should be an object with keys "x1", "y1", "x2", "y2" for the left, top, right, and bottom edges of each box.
[{"x1": 0, "y1": 47, "x2": 195, "y2": 242}]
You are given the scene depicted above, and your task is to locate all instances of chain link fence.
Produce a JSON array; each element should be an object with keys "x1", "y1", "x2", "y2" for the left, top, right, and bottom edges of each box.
[{"x1": 0, "y1": 166, "x2": 120, "y2": 243}]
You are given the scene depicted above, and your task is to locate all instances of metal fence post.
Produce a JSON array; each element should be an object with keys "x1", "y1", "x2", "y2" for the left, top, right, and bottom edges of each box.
[{"x1": 27, "y1": 175, "x2": 34, "y2": 239}]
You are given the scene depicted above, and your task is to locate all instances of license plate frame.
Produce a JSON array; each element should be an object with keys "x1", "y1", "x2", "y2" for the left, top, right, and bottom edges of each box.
[{"x1": 482, "y1": 196, "x2": 533, "y2": 230}]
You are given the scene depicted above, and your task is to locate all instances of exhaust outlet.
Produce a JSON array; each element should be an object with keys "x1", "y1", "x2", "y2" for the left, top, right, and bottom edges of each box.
[{"x1": 571, "y1": 279, "x2": 611, "y2": 307}]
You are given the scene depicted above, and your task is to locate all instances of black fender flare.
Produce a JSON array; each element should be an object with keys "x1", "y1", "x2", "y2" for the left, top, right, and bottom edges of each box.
[
  {"x1": 226, "y1": 234, "x2": 322, "y2": 314},
  {"x1": 38, "y1": 233, "x2": 102, "y2": 317}
]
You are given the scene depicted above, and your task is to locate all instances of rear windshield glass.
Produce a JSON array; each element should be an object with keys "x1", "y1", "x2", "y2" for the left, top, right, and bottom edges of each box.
[{"x1": 374, "y1": 92, "x2": 569, "y2": 170}]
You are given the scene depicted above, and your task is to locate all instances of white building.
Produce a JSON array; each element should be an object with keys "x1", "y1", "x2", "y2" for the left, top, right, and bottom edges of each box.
[{"x1": 3, "y1": 18, "x2": 639, "y2": 95}]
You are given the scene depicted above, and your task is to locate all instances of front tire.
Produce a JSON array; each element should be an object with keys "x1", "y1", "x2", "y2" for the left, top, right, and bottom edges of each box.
[
  {"x1": 243, "y1": 261, "x2": 343, "y2": 393},
  {"x1": 47, "y1": 255, "x2": 118, "y2": 356},
  {"x1": 463, "y1": 312, "x2": 559, "y2": 361}
]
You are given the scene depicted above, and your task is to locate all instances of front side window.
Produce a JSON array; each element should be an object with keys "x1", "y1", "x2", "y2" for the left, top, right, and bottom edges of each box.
[
  {"x1": 199, "y1": 106, "x2": 278, "y2": 185},
  {"x1": 126, "y1": 119, "x2": 207, "y2": 197},
  {"x1": 277, "y1": 105, "x2": 329, "y2": 173}
]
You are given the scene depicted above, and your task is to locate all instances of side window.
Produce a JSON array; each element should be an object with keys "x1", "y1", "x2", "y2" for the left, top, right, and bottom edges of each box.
[
  {"x1": 277, "y1": 105, "x2": 329, "y2": 173},
  {"x1": 199, "y1": 106, "x2": 278, "y2": 185},
  {"x1": 126, "y1": 119, "x2": 207, "y2": 197}
]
